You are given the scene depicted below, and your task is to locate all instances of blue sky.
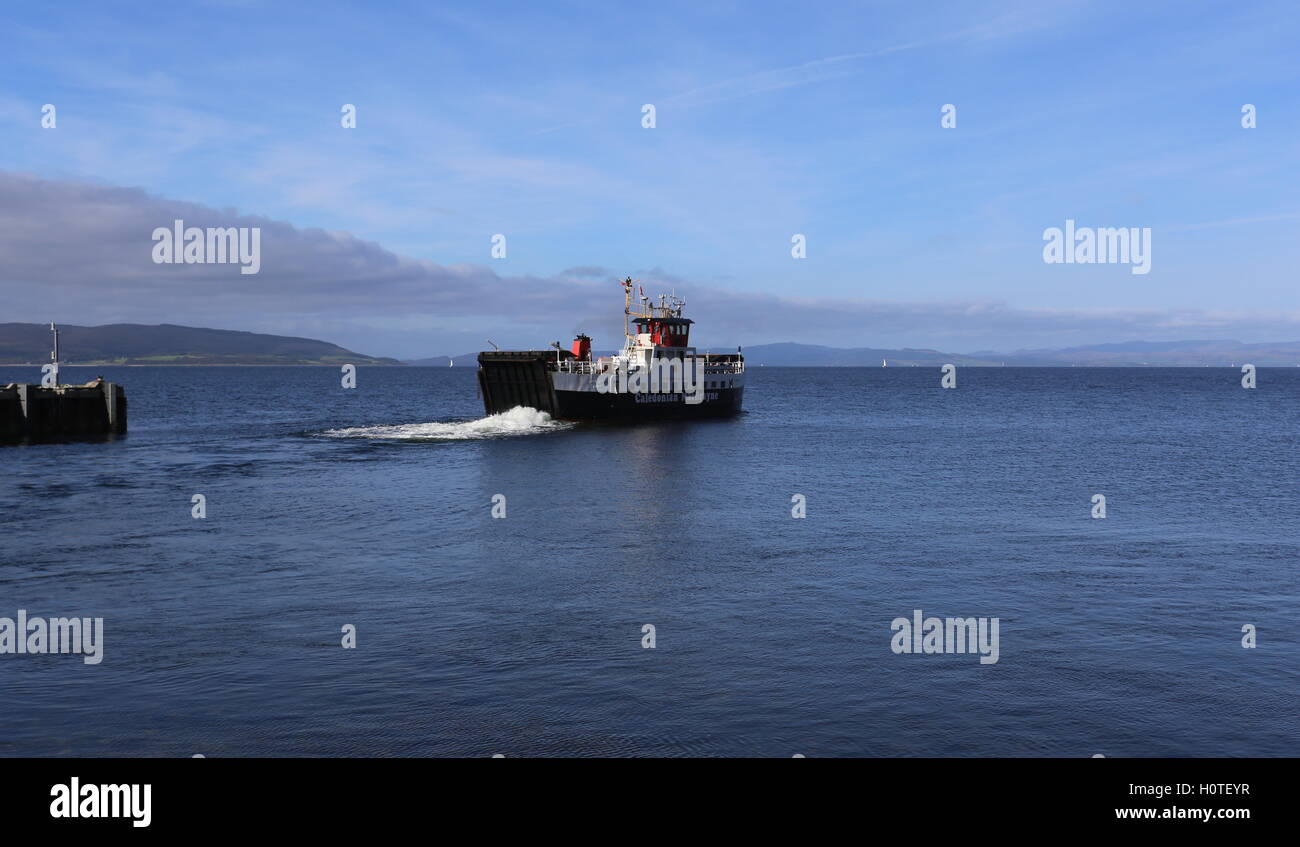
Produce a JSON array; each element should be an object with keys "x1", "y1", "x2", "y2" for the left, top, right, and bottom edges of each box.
[{"x1": 3, "y1": 0, "x2": 1300, "y2": 357}]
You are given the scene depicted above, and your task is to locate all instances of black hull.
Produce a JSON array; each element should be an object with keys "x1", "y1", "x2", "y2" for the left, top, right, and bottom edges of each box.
[
  {"x1": 477, "y1": 351, "x2": 743, "y2": 421},
  {"x1": 550, "y1": 387, "x2": 743, "y2": 421}
]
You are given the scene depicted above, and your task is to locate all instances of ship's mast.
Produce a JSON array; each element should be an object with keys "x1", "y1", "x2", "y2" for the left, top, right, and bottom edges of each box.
[
  {"x1": 622, "y1": 277, "x2": 633, "y2": 341},
  {"x1": 621, "y1": 277, "x2": 688, "y2": 348},
  {"x1": 623, "y1": 276, "x2": 652, "y2": 343}
]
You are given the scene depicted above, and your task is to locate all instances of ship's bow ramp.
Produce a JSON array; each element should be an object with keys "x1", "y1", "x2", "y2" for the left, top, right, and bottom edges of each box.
[{"x1": 476, "y1": 351, "x2": 561, "y2": 416}]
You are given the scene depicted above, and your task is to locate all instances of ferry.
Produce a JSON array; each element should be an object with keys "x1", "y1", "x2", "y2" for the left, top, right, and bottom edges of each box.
[{"x1": 477, "y1": 278, "x2": 745, "y2": 420}]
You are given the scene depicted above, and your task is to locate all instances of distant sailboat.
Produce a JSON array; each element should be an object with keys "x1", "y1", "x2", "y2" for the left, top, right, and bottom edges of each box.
[
  {"x1": 449, "y1": 359, "x2": 454, "y2": 367},
  {"x1": 881, "y1": 358, "x2": 887, "y2": 367}
]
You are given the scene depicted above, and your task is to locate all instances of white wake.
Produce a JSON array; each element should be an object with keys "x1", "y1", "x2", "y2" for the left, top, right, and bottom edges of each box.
[{"x1": 322, "y1": 406, "x2": 571, "y2": 441}]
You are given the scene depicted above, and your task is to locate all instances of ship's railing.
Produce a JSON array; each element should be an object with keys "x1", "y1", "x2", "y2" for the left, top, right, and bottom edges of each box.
[
  {"x1": 702, "y1": 354, "x2": 745, "y2": 374},
  {"x1": 554, "y1": 359, "x2": 599, "y2": 374},
  {"x1": 554, "y1": 354, "x2": 744, "y2": 375}
]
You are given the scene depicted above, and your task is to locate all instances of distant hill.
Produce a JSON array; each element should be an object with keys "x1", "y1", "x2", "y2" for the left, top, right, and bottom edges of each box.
[
  {"x1": 409, "y1": 345, "x2": 997, "y2": 366},
  {"x1": 407, "y1": 340, "x2": 1300, "y2": 366},
  {"x1": 405, "y1": 354, "x2": 476, "y2": 367},
  {"x1": 406, "y1": 350, "x2": 617, "y2": 366},
  {"x1": 969, "y1": 339, "x2": 1300, "y2": 366},
  {"x1": 0, "y1": 323, "x2": 401, "y2": 365},
  {"x1": 740, "y1": 343, "x2": 999, "y2": 367},
  {"x1": 741, "y1": 340, "x2": 1300, "y2": 366},
  {"x1": 28, "y1": 325, "x2": 1296, "y2": 367}
]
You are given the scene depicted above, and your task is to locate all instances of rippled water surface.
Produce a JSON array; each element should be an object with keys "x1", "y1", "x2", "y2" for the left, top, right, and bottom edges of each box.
[{"x1": 1, "y1": 365, "x2": 1297, "y2": 757}]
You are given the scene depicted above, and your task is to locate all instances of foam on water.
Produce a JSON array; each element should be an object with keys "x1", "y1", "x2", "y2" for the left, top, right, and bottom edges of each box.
[{"x1": 321, "y1": 406, "x2": 571, "y2": 441}]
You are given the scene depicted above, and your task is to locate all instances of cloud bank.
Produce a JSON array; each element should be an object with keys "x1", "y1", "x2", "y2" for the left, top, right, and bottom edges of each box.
[{"x1": 4, "y1": 171, "x2": 1299, "y2": 358}]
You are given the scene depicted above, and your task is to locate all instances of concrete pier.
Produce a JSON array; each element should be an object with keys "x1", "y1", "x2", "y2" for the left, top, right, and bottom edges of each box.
[{"x1": 0, "y1": 380, "x2": 127, "y2": 441}]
